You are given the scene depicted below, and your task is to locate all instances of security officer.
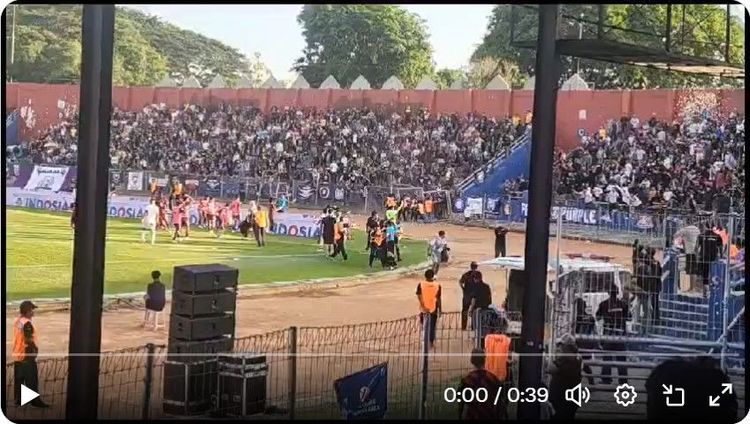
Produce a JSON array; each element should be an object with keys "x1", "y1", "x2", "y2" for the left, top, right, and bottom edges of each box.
[
  {"x1": 369, "y1": 224, "x2": 386, "y2": 268},
  {"x1": 596, "y1": 286, "x2": 630, "y2": 385},
  {"x1": 416, "y1": 269, "x2": 442, "y2": 350},
  {"x1": 365, "y1": 211, "x2": 379, "y2": 252},
  {"x1": 13, "y1": 301, "x2": 49, "y2": 408},
  {"x1": 459, "y1": 262, "x2": 480, "y2": 330}
]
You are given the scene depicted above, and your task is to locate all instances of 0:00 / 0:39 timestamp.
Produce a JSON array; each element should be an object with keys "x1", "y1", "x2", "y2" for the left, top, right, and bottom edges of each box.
[{"x1": 443, "y1": 387, "x2": 549, "y2": 404}]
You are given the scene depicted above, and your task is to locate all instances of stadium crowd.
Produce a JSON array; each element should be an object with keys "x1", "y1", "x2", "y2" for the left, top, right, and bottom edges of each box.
[
  {"x1": 553, "y1": 111, "x2": 745, "y2": 213},
  {"x1": 24, "y1": 104, "x2": 527, "y2": 191}
]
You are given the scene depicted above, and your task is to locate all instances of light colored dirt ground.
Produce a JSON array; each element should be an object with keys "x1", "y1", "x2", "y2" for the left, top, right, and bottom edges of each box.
[{"x1": 5, "y1": 211, "x2": 631, "y2": 356}]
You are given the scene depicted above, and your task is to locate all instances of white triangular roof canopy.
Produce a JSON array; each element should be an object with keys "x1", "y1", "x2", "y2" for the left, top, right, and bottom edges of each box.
[
  {"x1": 561, "y1": 73, "x2": 590, "y2": 91},
  {"x1": 381, "y1": 75, "x2": 404, "y2": 90},
  {"x1": 289, "y1": 74, "x2": 311, "y2": 89},
  {"x1": 349, "y1": 75, "x2": 371, "y2": 90},
  {"x1": 182, "y1": 76, "x2": 202, "y2": 88},
  {"x1": 523, "y1": 76, "x2": 535, "y2": 90},
  {"x1": 319, "y1": 75, "x2": 341, "y2": 89},
  {"x1": 485, "y1": 75, "x2": 510, "y2": 90},
  {"x1": 236, "y1": 75, "x2": 254, "y2": 88},
  {"x1": 261, "y1": 75, "x2": 283, "y2": 89},
  {"x1": 207, "y1": 74, "x2": 226, "y2": 88},
  {"x1": 156, "y1": 76, "x2": 176, "y2": 87},
  {"x1": 415, "y1": 77, "x2": 438, "y2": 90}
]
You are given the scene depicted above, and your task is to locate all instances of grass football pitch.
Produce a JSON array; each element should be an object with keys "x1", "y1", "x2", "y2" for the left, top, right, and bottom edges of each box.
[{"x1": 6, "y1": 208, "x2": 427, "y2": 301}]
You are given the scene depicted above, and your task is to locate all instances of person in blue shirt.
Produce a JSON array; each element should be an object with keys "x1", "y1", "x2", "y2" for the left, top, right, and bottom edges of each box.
[
  {"x1": 275, "y1": 195, "x2": 289, "y2": 213},
  {"x1": 384, "y1": 220, "x2": 400, "y2": 269}
]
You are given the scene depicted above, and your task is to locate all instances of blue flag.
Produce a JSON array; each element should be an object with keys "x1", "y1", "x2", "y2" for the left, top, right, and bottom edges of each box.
[
  {"x1": 5, "y1": 110, "x2": 19, "y2": 146},
  {"x1": 334, "y1": 362, "x2": 388, "y2": 420}
]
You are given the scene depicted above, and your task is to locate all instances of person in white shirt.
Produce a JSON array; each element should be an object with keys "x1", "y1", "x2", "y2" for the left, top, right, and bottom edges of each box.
[
  {"x1": 428, "y1": 231, "x2": 449, "y2": 276},
  {"x1": 141, "y1": 199, "x2": 160, "y2": 245},
  {"x1": 583, "y1": 187, "x2": 594, "y2": 204}
]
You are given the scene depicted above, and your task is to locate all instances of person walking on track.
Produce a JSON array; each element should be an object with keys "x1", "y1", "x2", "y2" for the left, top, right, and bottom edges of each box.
[{"x1": 428, "y1": 230, "x2": 448, "y2": 276}]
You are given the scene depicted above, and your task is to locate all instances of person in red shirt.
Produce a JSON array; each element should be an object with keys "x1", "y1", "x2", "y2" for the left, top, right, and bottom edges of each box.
[
  {"x1": 230, "y1": 196, "x2": 242, "y2": 232},
  {"x1": 458, "y1": 348, "x2": 504, "y2": 420},
  {"x1": 206, "y1": 197, "x2": 217, "y2": 234},
  {"x1": 198, "y1": 197, "x2": 208, "y2": 228},
  {"x1": 171, "y1": 201, "x2": 184, "y2": 242},
  {"x1": 157, "y1": 197, "x2": 169, "y2": 231},
  {"x1": 180, "y1": 194, "x2": 193, "y2": 239},
  {"x1": 216, "y1": 203, "x2": 230, "y2": 238}
]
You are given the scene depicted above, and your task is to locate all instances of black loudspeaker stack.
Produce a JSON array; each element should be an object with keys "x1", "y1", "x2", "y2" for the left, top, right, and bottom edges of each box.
[{"x1": 163, "y1": 264, "x2": 238, "y2": 416}]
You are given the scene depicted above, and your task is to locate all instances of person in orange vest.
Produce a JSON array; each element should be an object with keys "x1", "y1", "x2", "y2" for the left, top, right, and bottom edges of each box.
[
  {"x1": 483, "y1": 317, "x2": 512, "y2": 385},
  {"x1": 417, "y1": 200, "x2": 426, "y2": 223},
  {"x1": 416, "y1": 269, "x2": 442, "y2": 349},
  {"x1": 13, "y1": 301, "x2": 49, "y2": 408},
  {"x1": 424, "y1": 197, "x2": 434, "y2": 222},
  {"x1": 330, "y1": 217, "x2": 348, "y2": 261},
  {"x1": 253, "y1": 205, "x2": 268, "y2": 247}
]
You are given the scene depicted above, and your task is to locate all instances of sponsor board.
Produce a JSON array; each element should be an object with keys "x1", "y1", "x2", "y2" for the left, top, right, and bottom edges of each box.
[{"x1": 6, "y1": 188, "x2": 319, "y2": 239}]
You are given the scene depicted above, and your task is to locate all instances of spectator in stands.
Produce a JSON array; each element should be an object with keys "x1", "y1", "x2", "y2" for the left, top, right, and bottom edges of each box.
[{"x1": 25, "y1": 105, "x2": 525, "y2": 192}]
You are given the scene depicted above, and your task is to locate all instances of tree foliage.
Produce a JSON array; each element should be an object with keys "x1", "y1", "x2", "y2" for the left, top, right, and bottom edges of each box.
[
  {"x1": 4, "y1": 5, "x2": 270, "y2": 87},
  {"x1": 472, "y1": 4, "x2": 745, "y2": 89},
  {"x1": 294, "y1": 5, "x2": 434, "y2": 89}
]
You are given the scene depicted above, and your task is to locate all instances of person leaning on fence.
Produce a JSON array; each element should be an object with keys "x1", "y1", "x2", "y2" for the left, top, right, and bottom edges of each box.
[
  {"x1": 458, "y1": 349, "x2": 504, "y2": 420},
  {"x1": 595, "y1": 286, "x2": 630, "y2": 385},
  {"x1": 548, "y1": 334, "x2": 583, "y2": 421},
  {"x1": 13, "y1": 301, "x2": 49, "y2": 408},
  {"x1": 645, "y1": 357, "x2": 737, "y2": 422},
  {"x1": 416, "y1": 269, "x2": 441, "y2": 350}
]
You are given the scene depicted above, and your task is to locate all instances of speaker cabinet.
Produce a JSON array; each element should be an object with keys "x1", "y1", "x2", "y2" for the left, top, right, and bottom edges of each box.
[
  {"x1": 163, "y1": 359, "x2": 218, "y2": 416},
  {"x1": 173, "y1": 264, "x2": 239, "y2": 293},
  {"x1": 216, "y1": 355, "x2": 268, "y2": 417},
  {"x1": 172, "y1": 290, "x2": 236, "y2": 317}
]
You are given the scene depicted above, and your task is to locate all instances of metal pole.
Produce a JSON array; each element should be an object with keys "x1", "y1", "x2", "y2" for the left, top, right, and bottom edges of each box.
[
  {"x1": 549, "y1": 213, "x2": 562, "y2": 360},
  {"x1": 518, "y1": 4, "x2": 559, "y2": 421},
  {"x1": 597, "y1": 5, "x2": 604, "y2": 39},
  {"x1": 577, "y1": 14, "x2": 583, "y2": 74},
  {"x1": 720, "y1": 216, "x2": 734, "y2": 371},
  {"x1": 10, "y1": 4, "x2": 16, "y2": 82},
  {"x1": 289, "y1": 326, "x2": 297, "y2": 419},
  {"x1": 142, "y1": 343, "x2": 155, "y2": 420},
  {"x1": 418, "y1": 314, "x2": 430, "y2": 420},
  {"x1": 65, "y1": 5, "x2": 115, "y2": 420}
]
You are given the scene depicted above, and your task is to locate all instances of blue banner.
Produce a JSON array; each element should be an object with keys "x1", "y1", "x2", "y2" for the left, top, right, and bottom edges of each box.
[
  {"x1": 334, "y1": 362, "x2": 388, "y2": 420},
  {"x1": 5, "y1": 110, "x2": 19, "y2": 146}
]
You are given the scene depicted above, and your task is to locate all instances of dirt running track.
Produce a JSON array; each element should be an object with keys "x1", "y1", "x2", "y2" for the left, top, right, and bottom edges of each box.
[{"x1": 5, "y1": 211, "x2": 631, "y2": 356}]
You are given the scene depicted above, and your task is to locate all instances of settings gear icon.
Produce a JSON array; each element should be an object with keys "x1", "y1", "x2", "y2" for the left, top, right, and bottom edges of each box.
[{"x1": 614, "y1": 383, "x2": 637, "y2": 407}]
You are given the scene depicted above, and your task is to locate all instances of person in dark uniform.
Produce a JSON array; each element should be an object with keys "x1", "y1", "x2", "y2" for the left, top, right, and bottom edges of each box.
[
  {"x1": 494, "y1": 225, "x2": 508, "y2": 257},
  {"x1": 573, "y1": 298, "x2": 597, "y2": 385},
  {"x1": 321, "y1": 208, "x2": 336, "y2": 256},
  {"x1": 70, "y1": 202, "x2": 77, "y2": 230},
  {"x1": 468, "y1": 273, "x2": 493, "y2": 333},
  {"x1": 697, "y1": 223, "x2": 722, "y2": 294},
  {"x1": 368, "y1": 223, "x2": 386, "y2": 268},
  {"x1": 459, "y1": 262, "x2": 480, "y2": 330},
  {"x1": 596, "y1": 286, "x2": 630, "y2": 385}
]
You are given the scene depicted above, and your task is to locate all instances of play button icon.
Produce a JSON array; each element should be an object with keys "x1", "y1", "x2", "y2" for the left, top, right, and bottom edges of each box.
[{"x1": 20, "y1": 385, "x2": 39, "y2": 406}]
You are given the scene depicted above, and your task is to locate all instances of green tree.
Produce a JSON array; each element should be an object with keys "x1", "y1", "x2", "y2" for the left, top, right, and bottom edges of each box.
[
  {"x1": 5, "y1": 5, "x2": 268, "y2": 87},
  {"x1": 433, "y1": 68, "x2": 465, "y2": 89},
  {"x1": 294, "y1": 5, "x2": 435, "y2": 88},
  {"x1": 467, "y1": 57, "x2": 522, "y2": 89},
  {"x1": 473, "y1": 4, "x2": 745, "y2": 89}
]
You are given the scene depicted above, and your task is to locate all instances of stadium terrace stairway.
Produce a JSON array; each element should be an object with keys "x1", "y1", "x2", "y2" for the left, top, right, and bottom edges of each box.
[{"x1": 457, "y1": 131, "x2": 531, "y2": 198}]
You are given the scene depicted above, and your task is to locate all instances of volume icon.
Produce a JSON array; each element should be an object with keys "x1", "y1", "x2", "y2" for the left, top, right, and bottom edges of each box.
[{"x1": 565, "y1": 383, "x2": 591, "y2": 407}]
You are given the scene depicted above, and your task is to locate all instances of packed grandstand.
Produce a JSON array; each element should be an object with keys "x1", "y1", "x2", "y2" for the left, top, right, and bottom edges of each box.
[{"x1": 8, "y1": 103, "x2": 744, "y2": 216}]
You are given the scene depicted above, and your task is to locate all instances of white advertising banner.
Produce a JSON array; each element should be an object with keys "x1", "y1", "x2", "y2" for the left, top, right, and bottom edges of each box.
[
  {"x1": 23, "y1": 165, "x2": 70, "y2": 192},
  {"x1": 127, "y1": 171, "x2": 144, "y2": 191},
  {"x1": 6, "y1": 188, "x2": 318, "y2": 239},
  {"x1": 465, "y1": 197, "x2": 484, "y2": 216}
]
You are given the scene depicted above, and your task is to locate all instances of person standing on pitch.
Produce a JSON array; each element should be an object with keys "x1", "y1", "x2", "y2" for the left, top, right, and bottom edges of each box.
[
  {"x1": 365, "y1": 211, "x2": 379, "y2": 252},
  {"x1": 141, "y1": 198, "x2": 160, "y2": 245},
  {"x1": 13, "y1": 301, "x2": 49, "y2": 408},
  {"x1": 253, "y1": 205, "x2": 268, "y2": 247},
  {"x1": 330, "y1": 217, "x2": 348, "y2": 261},
  {"x1": 460, "y1": 262, "x2": 480, "y2": 330},
  {"x1": 369, "y1": 223, "x2": 386, "y2": 268},
  {"x1": 322, "y1": 208, "x2": 337, "y2": 256},
  {"x1": 416, "y1": 269, "x2": 442, "y2": 350},
  {"x1": 494, "y1": 225, "x2": 508, "y2": 257},
  {"x1": 230, "y1": 196, "x2": 242, "y2": 232},
  {"x1": 427, "y1": 230, "x2": 448, "y2": 276}
]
